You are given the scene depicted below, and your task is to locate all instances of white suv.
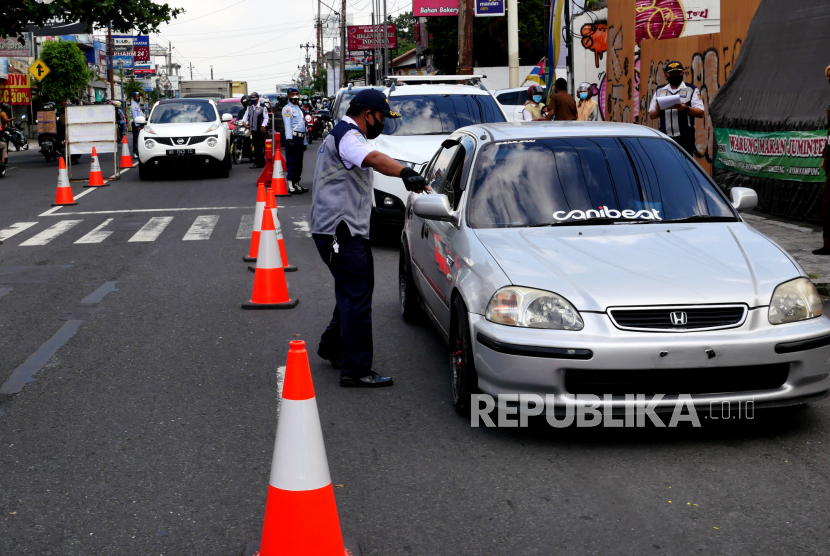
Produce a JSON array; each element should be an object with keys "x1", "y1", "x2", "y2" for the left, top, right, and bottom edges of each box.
[
  {"x1": 370, "y1": 76, "x2": 507, "y2": 233},
  {"x1": 135, "y1": 98, "x2": 233, "y2": 180}
]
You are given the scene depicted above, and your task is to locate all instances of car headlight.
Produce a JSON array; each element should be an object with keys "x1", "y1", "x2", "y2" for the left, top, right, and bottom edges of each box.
[
  {"x1": 204, "y1": 123, "x2": 220, "y2": 133},
  {"x1": 768, "y1": 277, "x2": 823, "y2": 325},
  {"x1": 207, "y1": 137, "x2": 218, "y2": 148},
  {"x1": 143, "y1": 124, "x2": 156, "y2": 135},
  {"x1": 485, "y1": 287, "x2": 584, "y2": 330},
  {"x1": 144, "y1": 139, "x2": 155, "y2": 149}
]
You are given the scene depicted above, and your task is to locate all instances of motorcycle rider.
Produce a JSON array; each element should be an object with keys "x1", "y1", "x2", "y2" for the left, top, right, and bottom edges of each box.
[
  {"x1": 241, "y1": 91, "x2": 269, "y2": 168},
  {"x1": 0, "y1": 106, "x2": 8, "y2": 169},
  {"x1": 130, "y1": 92, "x2": 143, "y2": 158},
  {"x1": 282, "y1": 88, "x2": 308, "y2": 194},
  {"x1": 114, "y1": 101, "x2": 127, "y2": 139}
]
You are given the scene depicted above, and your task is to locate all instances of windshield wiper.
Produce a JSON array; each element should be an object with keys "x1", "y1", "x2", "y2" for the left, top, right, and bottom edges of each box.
[
  {"x1": 526, "y1": 217, "x2": 625, "y2": 227},
  {"x1": 661, "y1": 215, "x2": 738, "y2": 223}
]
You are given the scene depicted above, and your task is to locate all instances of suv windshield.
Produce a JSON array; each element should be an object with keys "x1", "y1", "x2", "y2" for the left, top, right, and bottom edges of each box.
[
  {"x1": 217, "y1": 101, "x2": 243, "y2": 118},
  {"x1": 468, "y1": 137, "x2": 737, "y2": 228},
  {"x1": 150, "y1": 101, "x2": 217, "y2": 124},
  {"x1": 383, "y1": 94, "x2": 505, "y2": 136}
]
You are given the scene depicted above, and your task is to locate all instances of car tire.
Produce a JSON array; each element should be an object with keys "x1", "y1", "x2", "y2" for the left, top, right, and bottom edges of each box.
[
  {"x1": 217, "y1": 150, "x2": 230, "y2": 178},
  {"x1": 138, "y1": 160, "x2": 154, "y2": 181},
  {"x1": 451, "y1": 295, "x2": 479, "y2": 417},
  {"x1": 399, "y1": 242, "x2": 423, "y2": 323}
]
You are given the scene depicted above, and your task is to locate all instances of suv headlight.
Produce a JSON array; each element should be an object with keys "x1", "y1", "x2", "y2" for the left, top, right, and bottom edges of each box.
[
  {"x1": 769, "y1": 277, "x2": 823, "y2": 325},
  {"x1": 204, "y1": 123, "x2": 220, "y2": 133},
  {"x1": 486, "y1": 287, "x2": 584, "y2": 330},
  {"x1": 143, "y1": 124, "x2": 156, "y2": 135}
]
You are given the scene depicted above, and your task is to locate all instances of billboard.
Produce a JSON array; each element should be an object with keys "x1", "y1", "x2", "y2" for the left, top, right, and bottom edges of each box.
[
  {"x1": 475, "y1": 0, "x2": 504, "y2": 16},
  {"x1": 0, "y1": 74, "x2": 32, "y2": 106},
  {"x1": 412, "y1": 0, "x2": 459, "y2": 16},
  {"x1": 347, "y1": 24, "x2": 397, "y2": 51},
  {"x1": 0, "y1": 36, "x2": 30, "y2": 58}
]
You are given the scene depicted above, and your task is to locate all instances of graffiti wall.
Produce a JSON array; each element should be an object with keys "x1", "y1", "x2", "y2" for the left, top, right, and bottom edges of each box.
[
  {"x1": 638, "y1": 0, "x2": 762, "y2": 174},
  {"x1": 606, "y1": 0, "x2": 636, "y2": 123}
]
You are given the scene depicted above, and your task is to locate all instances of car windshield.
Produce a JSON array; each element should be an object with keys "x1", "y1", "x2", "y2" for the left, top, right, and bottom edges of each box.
[
  {"x1": 150, "y1": 102, "x2": 217, "y2": 124},
  {"x1": 217, "y1": 101, "x2": 243, "y2": 118},
  {"x1": 383, "y1": 94, "x2": 505, "y2": 136},
  {"x1": 336, "y1": 91, "x2": 358, "y2": 121},
  {"x1": 467, "y1": 137, "x2": 737, "y2": 228}
]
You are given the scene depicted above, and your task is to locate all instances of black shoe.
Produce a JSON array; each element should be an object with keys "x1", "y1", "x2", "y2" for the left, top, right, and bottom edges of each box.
[
  {"x1": 295, "y1": 183, "x2": 309, "y2": 193},
  {"x1": 287, "y1": 181, "x2": 300, "y2": 194},
  {"x1": 340, "y1": 371, "x2": 394, "y2": 388},
  {"x1": 317, "y1": 347, "x2": 342, "y2": 370},
  {"x1": 813, "y1": 247, "x2": 830, "y2": 255},
  {"x1": 250, "y1": 164, "x2": 264, "y2": 169}
]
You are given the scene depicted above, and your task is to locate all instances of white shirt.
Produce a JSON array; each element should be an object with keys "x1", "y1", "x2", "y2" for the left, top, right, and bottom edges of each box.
[
  {"x1": 241, "y1": 100, "x2": 269, "y2": 129},
  {"x1": 131, "y1": 100, "x2": 143, "y2": 121},
  {"x1": 648, "y1": 81, "x2": 704, "y2": 113},
  {"x1": 339, "y1": 116, "x2": 376, "y2": 170}
]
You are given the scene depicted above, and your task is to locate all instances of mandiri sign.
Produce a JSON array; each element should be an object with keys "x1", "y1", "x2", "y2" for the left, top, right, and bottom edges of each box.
[
  {"x1": 347, "y1": 25, "x2": 397, "y2": 51},
  {"x1": 713, "y1": 128, "x2": 829, "y2": 183},
  {"x1": 475, "y1": 0, "x2": 505, "y2": 16}
]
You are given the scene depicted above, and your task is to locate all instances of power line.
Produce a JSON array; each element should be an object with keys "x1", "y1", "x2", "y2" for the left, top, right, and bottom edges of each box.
[{"x1": 165, "y1": 0, "x2": 248, "y2": 26}]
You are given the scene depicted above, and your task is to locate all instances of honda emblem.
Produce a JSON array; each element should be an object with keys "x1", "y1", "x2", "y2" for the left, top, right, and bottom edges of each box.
[{"x1": 670, "y1": 311, "x2": 688, "y2": 326}]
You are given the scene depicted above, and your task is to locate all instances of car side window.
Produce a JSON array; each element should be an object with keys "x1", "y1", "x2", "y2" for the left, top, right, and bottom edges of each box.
[
  {"x1": 424, "y1": 145, "x2": 461, "y2": 194},
  {"x1": 496, "y1": 93, "x2": 513, "y2": 104}
]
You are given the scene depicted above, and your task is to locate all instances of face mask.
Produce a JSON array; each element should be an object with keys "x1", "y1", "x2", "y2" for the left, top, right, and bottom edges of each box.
[
  {"x1": 366, "y1": 111, "x2": 385, "y2": 140},
  {"x1": 290, "y1": 97, "x2": 299, "y2": 104},
  {"x1": 532, "y1": 95, "x2": 543, "y2": 103},
  {"x1": 667, "y1": 74, "x2": 683, "y2": 87},
  {"x1": 579, "y1": 92, "x2": 588, "y2": 100}
]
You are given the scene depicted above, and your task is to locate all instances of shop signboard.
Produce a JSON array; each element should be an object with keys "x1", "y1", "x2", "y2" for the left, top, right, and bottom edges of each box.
[
  {"x1": 412, "y1": 0, "x2": 459, "y2": 16},
  {"x1": 347, "y1": 24, "x2": 397, "y2": 51}
]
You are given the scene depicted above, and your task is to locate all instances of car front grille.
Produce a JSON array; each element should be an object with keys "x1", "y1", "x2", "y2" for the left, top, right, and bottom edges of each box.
[
  {"x1": 563, "y1": 363, "x2": 790, "y2": 396},
  {"x1": 608, "y1": 305, "x2": 747, "y2": 332}
]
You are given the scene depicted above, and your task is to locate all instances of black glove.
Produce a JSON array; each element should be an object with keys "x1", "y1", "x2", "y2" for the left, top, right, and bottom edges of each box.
[
  {"x1": 287, "y1": 138, "x2": 294, "y2": 148},
  {"x1": 400, "y1": 166, "x2": 427, "y2": 193}
]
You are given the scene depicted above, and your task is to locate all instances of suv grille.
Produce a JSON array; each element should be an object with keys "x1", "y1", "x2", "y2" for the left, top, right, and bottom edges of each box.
[{"x1": 608, "y1": 305, "x2": 747, "y2": 332}]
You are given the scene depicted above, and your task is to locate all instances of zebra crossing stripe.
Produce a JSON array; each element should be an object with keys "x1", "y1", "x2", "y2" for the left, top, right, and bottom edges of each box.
[
  {"x1": 75, "y1": 219, "x2": 114, "y2": 244},
  {"x1": 128, "y1": 217, "x2": 174, "y2": 242},
  {"x1": 20, "y1": 220, "x2": 83, "y2": 246},
  {"x1": 183, "y1": 215, "x2": 219, "y2": 241},
  {"x1": 0, "y1": 222, "x2": 38, "y2": 242},
  {"x1": 236, "y1": 214, "x2": 254, "y2": 240}
]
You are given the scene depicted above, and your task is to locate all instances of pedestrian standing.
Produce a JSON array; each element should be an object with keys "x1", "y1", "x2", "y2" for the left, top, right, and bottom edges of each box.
[
  {"x1": 576, "y1": 82, "x2": 601, "y2": 121},
  {"x1": 648, "y1": 61, "x2": 704, "y2": 156},
  {"x1": 282, "y1": 88, "x2": 308, "y2": 194},
  {"x1": 114, "y1": 101, "x2": 126, "y2": 140},
  {"x1": 812, "y1": 64, "x2": 830, "y2": 256},
  {"x1": 130, "y1": 92, "x2": 143, "y2": 158},
  {"x1": 241, "y1": 92, "x2": 269, "y2": 169},
  {"x1": 310, "y1": 89, "x2": 427, "y2": 388},
  {"x1": 540, "y1": 78, "x2": 578, "y2": 121},
  {"x1": 522, "y1": 85, "x2": 546, "y2": 121}
]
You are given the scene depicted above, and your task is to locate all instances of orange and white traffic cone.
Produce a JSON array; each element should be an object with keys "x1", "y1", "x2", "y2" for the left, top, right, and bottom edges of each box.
[
  {"x1": 243, "y1": 183, "x2": 267, "y2": 262},
  {"x1": 244, "y1": 340, "x2": 360, "y2": 556},
  {"x1": 52, "y1": 157, "x2": 78, "y2": 206},
  {"x1": 241, "y1": 209, "x2": 298, "y2": 309},
  {"x1": 265, "y1": 138, "x2": 273, "y2": 162},
  {"x1": 271, "y1": 147, "x2": 290, "y2": 197},
  {"x1": 249, "y1": 188, "x2": 297, "y2": 273},
  {"x1": 119, "y1": 136, "x2": 133, "y2": 168},
  {"x1": 85, "y1": 147, "x2": 107, "y2": 187}
]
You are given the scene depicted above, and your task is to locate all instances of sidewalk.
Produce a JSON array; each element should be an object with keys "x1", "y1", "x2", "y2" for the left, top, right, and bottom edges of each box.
[{"x1": 742, "y1": 212, "x2": 830, "y2": 286}]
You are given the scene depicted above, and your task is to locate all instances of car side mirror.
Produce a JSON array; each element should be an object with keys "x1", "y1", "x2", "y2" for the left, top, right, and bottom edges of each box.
[
  {"x1": 413, "y1": 194, "x2": 454, "y2": 223},
  {"x1": 730, "y1": 187, "x2": 758, "y2": 212},
  {"x1": 221, "y1": 113, "x2": 233, "y2": 122},
  {"x1": 134, "y1": 116, "x2": 147, "y2": 125}
]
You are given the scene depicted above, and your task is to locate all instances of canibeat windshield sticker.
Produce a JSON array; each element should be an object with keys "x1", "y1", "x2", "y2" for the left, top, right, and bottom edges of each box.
[{"x1": 553, "y1": 206, "x2": 662, "y2": 221}]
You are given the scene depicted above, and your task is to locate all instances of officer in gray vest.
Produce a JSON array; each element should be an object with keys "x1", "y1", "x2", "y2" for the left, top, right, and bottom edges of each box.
[
  {"x1": 648, "y1": 61, "x2": 704, "y2": 156},
  {"x1": 311, "y1": 89, "x2": 427, "y2": 388}
]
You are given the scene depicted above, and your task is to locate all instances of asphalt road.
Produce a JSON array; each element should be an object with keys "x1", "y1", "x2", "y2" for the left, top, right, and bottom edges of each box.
[{"x1": 2, "y1": 144, "x2": 830, "y2": 556}]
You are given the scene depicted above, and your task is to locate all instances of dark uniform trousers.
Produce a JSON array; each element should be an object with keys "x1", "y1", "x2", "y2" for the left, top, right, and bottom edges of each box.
[
  {"x1": 672, "y1": 133, "x2": 696, "y2": 157},
  {"x1": 252, "y1": 130, "x2": 266, "y2": 167},
  {"x1": 285, "y1": 140, "x2": 305, "y2": 183},
  {"x1": 313, "y1": 224, "x2": 374, "y2": 376},
  {"x1": 132, "y1": 122, "x2": 141, "y2": 155}
]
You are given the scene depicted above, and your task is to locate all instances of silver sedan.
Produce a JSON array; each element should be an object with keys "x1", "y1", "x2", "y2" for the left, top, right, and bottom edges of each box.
[{"x1": 400, "y1": 122, "x2": 830, "y2": 416}]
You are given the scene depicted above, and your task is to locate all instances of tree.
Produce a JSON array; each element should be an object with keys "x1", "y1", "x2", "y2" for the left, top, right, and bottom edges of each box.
[
  {"x1": 39, "y1": 40, "x2": 89, "y2": 103},
  {"x1": 312, "y1": 72, "x2": 327, "y2": 95},
  {"x1": 1, "y1": 0, "x2": 184, "y2": 41},
  {"x1": 123, "y1": 79, "x2": 144, "y2": 102},
  {"x1": 389, "y1": 11, "x2": 416, "y2": 59}
]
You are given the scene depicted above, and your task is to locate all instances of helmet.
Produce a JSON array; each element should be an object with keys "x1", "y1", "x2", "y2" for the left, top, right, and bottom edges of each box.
[
  {"x1": 0, "y1": 102, "x2": 10, "y2": 112},
  {"x1": 526, "y1": 85, "x2": 544, "y2": 100},
  {"x1": 577, "y1": 82, "x2": 591, "y2": 93},
  {"x1": 43, "y1": 102, "x2": 56, "y2": 111},
  {"x1": 113, "y1": 100, "x2": 122, "y2": 108},
  {"x1": 240, "y1": 94, "x2": 250, "y2": 107}
]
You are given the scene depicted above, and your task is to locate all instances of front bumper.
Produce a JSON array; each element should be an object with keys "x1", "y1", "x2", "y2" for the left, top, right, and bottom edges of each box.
[{"x1": 470, "y1": 309, "x2": 830, "y2": 413}]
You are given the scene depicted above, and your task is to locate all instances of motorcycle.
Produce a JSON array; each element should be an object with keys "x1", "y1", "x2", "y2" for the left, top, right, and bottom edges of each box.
[
  {"x1": 37, "y1": 112, "x2": 80, "y2": 164},
  {"x1": 0, "y1": 128, "x2": 9, "y2": 178},
  {"x1": 313, "y1": 109, "x2": 332, "y2": 141},
  {"x1": 304, "y1": 113, "x2": 315, "y2": 144},
  {"x1": 230, "y1": 120, "x2": 254, "y2": 165},
  {"x1": 7, "y1": 115, "x2": 29, "y2": 151}
]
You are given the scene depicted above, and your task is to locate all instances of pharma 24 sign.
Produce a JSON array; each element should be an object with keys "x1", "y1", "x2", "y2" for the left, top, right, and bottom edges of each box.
[
  {"x1": 713, "y1": 128, "x2": 829, "y2": 183},
  {"x1": 346, "y1": 25, "x2": 397, "y2": 51},
  {"x1": 412, "y1": 0, "x2": 459, "y2": 17}
]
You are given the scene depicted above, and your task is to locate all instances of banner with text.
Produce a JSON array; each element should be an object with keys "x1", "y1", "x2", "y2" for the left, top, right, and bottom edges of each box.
[
  {"x1": 347, "y1": 24, "x2": 397, "y2": 51},
  {"x1": 413, "y1": 0, "x2": 459, "y2": 16},
  {"x1": 0, "y1": 74, "x2": 31, "y2": 106},
  {"x1": 0, "y1": 36, "x2": 30, "y2": 58},
  {"x1": 475, "y1": 0, "x2": 504, "y2": 16},
  {"x1": 714, "y1": 128, "x2": 829, "y2": 183}
]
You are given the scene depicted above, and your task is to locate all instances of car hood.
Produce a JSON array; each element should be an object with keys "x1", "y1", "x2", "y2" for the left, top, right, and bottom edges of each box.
[
  {"x1": 473, "y1": 222, "x2": 800, "y2": 311},
  {"x1": 370, "y1": 134, "x2": 447, "y2": 165},
  {"x1": 145, "y1": 122, "x2": 220, "y2": 136}
]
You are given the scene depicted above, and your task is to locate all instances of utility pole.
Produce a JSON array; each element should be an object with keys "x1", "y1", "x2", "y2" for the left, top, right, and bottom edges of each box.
[
  {"x1": 564, "y1": 0, "x2": 573, "y2": 94},
  {"x1": 370, "y1": 11, "x2": 376, "y2": 85},
  {"x1": 340, "y1": 0, "x2": 346, "y2": 91},
  {"x1": 317, "y1": 0, "x2": 323, "y2": 80},
  {"x1": 382, "y1": 0, "x2": 389, "y2": 78},
  {"x1": 210, "y1": 65, "x2": 214, "y2": 79},
  {"x1": 507, "y1": 0, "x2": 519, "y2": 86},
  {"x1": 300, "y1": 43, "x2": 314, "y2": 91},
  {"x1": 107, "y1": 23, "x2": 115, "y2": 101},
  {"x1": 189, "y1": 63, "x2": 193, "y2": 80},
  {"x1": 457, "y1": 0, "x2": 473, "y2": 75}
]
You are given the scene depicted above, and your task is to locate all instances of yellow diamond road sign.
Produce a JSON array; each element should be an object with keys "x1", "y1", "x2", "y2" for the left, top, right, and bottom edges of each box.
[{"x1": 29, "y1": 59, "x2": 51, "y2": 81}]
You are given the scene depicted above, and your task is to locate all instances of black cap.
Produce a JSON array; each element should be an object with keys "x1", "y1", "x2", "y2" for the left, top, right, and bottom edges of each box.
[
  {"x1": 349, "y1": 89, "x2": 401, "y2": 118},
  {"x1": 665, "y1": 61, "x2": 684, "y2": 74}
]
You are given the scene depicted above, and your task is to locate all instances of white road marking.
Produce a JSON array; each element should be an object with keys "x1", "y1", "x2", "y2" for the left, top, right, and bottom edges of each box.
[
  {"x1": 38, "y1": 185, "x2": 100, "y2": 217},
  {"x1": 75, "y1": 218, "x2": 114, "y2": 244},
  {"x1": 44, "y1": 206, "x2": 253, "y2": 216},
  {"x1": 74, "y1": 187, "x2": 99, "y2": 200},
  {"x1": 19, "y1": 220, "x2": 83, "y2": 246},
  {"x1": 236, "y1": 214, "x2": 254, "y2": 239},
  {"x1": 183, "y1": 215, "x2": 219, "y2": 241},
  {"x1": 38, "y1": 206, "x2": 64, "y2": 217},
  {"x1": 128, "y1": 217, "x2": 174, "y2": 242},
  {"x1": 292, "y1": 218, "x2": 312, "y2": 238},
  {"x1": 0, "y1": 222, "x2": 38, "y2": 242}
]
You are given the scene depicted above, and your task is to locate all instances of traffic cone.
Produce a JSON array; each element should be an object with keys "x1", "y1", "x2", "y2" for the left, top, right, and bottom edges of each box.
[
  {"x1": 52, "y1": 157, "x2": 78, "y2": 206},
  {"x1": 244, "y1": 183, "x2": 267, "y2": 262},
  {"x1": 265, "y1": 138, "x2": 273, "y2": 161},
  {"x1": 271, "y1": 147, "x2": 290, "y2": 197},
  {"x1": 243, "y1": 340, "x2": 361, "y2": 556},
  {"x1": 249, "y1": 188, "x2": 297, "y2": 272},
  {"x1": 85, "y1": 147, "x2": 107, "y2": 187},
  {"x1": 120, "y1": 136, "x2": 133, "y2": 168},
  {"x1": 257, "y1": 156, "x2": 273, "y2": 187},
  {"x1": 241, "y1": 209, "x2": 298, "y2": 310}
]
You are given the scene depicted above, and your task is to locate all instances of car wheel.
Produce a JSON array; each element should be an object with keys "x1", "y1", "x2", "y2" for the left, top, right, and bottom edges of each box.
[
  {"x1": 399, "y1": 243, "x2": 423, "y2": 323},
  {"x1": 451, "y1": 295, "x2": 479, "y2": 416},
  {"x1": 138, "y1": 160, "x2": 154, "y2": 181}
]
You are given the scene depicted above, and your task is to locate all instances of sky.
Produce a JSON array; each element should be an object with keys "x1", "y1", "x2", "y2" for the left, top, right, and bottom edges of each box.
[{"x1": 148, "y1": 0, "x2": 410, "y2": 93}]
